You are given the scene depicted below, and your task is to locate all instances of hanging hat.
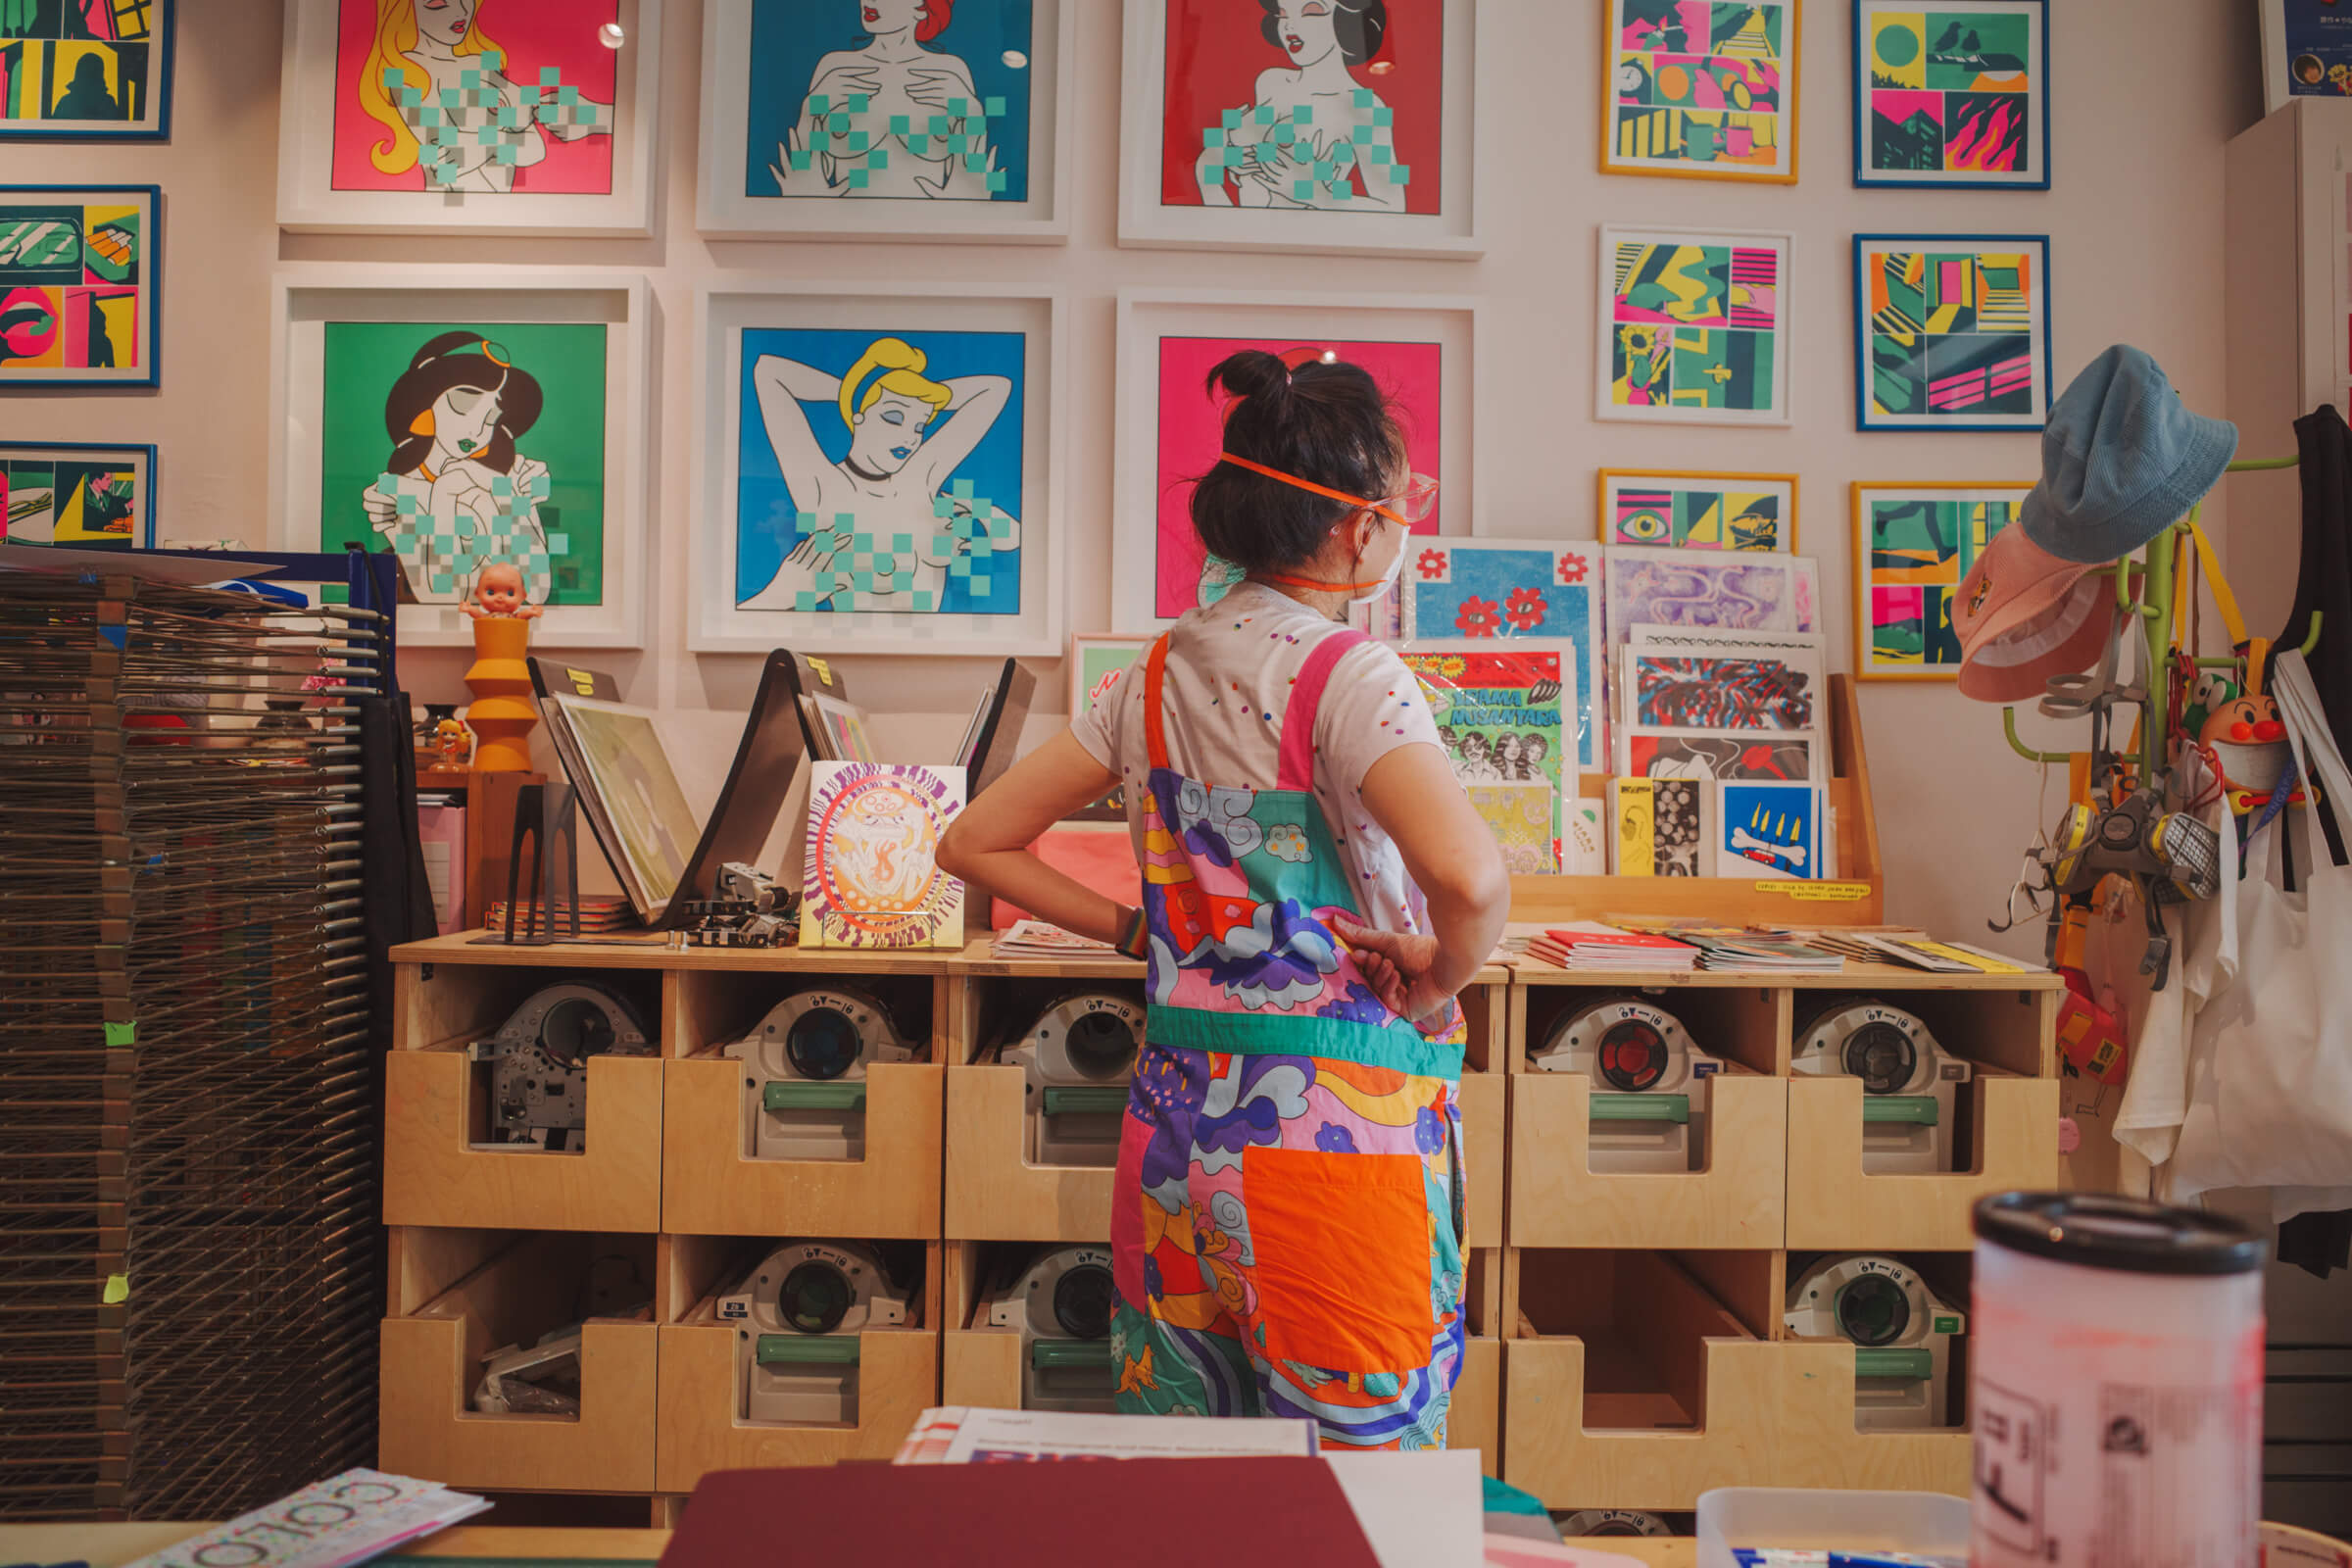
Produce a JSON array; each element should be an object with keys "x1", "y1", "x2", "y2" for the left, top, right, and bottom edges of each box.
[
  {"x1": 1953, "y1": 525, "x2": 2120, "y2": 704},
  {"x1": 2021, "y1": 345, "x2": 2237, "y2": 565}
]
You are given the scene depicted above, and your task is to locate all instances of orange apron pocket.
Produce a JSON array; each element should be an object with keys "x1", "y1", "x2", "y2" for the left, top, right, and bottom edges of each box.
[{"x1": 1242, "y1": 1145, "x2": 1433, "y2": 1375}]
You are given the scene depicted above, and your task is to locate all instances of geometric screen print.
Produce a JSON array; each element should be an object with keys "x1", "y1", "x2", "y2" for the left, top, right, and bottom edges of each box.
[
  {"x1": 1858, "y1": 485, "x2": 2028, "y2": 677},
  {"x1": 1863, "y1": 3, "x2": 2038, "y2": 181},
  {"x1": 1858, "y1": 237, "x2": 2047, "y2": 428},
  {"x1": 1602, "y1": 227, "x2": 1789, "y2": 423}
]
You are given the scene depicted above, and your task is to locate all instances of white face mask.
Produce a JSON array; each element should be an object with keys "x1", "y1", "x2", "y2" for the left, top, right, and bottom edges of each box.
[{"x1": 1348, "y1": 516, "x2": 1407, "y2": 609}]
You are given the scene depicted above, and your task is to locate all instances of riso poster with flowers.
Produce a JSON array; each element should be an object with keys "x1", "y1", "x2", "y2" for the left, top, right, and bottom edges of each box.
[{"x1": 1401, "y1": 537, "x2": 1602, "y2": 770}]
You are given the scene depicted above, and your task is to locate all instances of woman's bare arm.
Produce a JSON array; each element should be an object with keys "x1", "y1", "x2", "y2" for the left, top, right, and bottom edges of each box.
[{"x1": 937, "y1": 729, "x2": 1127, "y2": 943}]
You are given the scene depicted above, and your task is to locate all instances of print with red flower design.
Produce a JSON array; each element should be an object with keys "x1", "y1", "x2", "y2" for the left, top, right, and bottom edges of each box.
[
  {"x1": 1557, "y1": 554, "x2": 1590, "y2": 585},
  {"x1": 1417, "y1": 549, "x2": 1448, "y2": 580},
  {"x1": 1453, "y1": 596, "x2": 1502, "y2": 637},
  {"x1": 1504, "y1": 587, "x2": 1548, "y2": 631}
]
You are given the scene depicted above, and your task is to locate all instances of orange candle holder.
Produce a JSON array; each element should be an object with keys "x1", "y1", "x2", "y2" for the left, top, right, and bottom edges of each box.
[{"x1": 464, "y1": 616, "x2": 538, "y2": 772}]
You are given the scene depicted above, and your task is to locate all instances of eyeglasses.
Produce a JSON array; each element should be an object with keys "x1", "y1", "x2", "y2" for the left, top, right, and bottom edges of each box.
[{"x1": 1218, "y1": 452, "x2": 1440, "y2": 528}]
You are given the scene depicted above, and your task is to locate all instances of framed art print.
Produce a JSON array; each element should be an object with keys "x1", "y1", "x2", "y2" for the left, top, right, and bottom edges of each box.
[
  {"x1": 1620, "y1": 726, "x2": 1819, "y2": 784},
  {"x1": 1854, "y1": 234, "x2": 2051, "y2": 430},
  {"x1": 1599, "y1": 468, "x2": 1796, "y2": 551},
  {"x1": 1116, "y1": 0, "x2": 1483, "y2": 258},
  {"x1": 0, "y1": 185, "x2": 156, "y2": 388},
  {"x1": 1111, "y1": 287, "x2": 1478, "y2": 635},
  {"x1": 1601, "y1": 0, "x2": 1798, "y2": 183},
  {"x1": 1713, "y1": 777, "x2": 1821, "y2": 880},
  {"x1": 1854, "y1": 0, "x2": 2046, "y2": 188},
  {"x1": 269, "y1": 267, "x2": 652, "y2": 649},
  {"x1": 1400, "y1": 538, "x2": 1601, "y2": 770},
  {"x1": 1619, "y1": 643, "x2": 1820, "y2": 732},
  {"x1": 693, "y1": 280, "x2": 1065, "y2": 658},
  {"x1": 1069, "y1": 632, "x2": 1149, "y2": 719},
  {"x1": 0, "y1": 441, "x2": 155, "y2": 547},
  {"x1": 275, "y1": 0, "x2": 662, "y2": 235},
  {"x1": 1597, "y1": 224, "x2": 1792, "y2": 425},
  {"x1": 1851, "y1": 479, "x2": 2029, "y2": 679},
  {"x1": 1603, "y1": 545, "x2": 1818, "y2": 645},
  {"x1": 2262, "y1": 0, "x2": 2352, "y2": 113},
  {"x1": 699, "y1": 0, "x2": 1071, "y2": 241},
  {"x1": 0, "y1": 0, "x2": 172, "y2": 140}
]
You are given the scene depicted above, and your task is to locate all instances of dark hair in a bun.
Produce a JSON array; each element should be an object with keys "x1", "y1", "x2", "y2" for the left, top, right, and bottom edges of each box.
[
  {"x1": 1188, "y1": 349, "x2": 1407, "y2": 577},
  {"x1": 1258, "y1": 0, "x2": 1390, "y2": 66}
]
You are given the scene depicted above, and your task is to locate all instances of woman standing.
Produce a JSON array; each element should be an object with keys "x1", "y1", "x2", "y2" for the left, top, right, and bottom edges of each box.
[{"x1": 942, "y1": 349, "x2": 1509, "y2": 1448}]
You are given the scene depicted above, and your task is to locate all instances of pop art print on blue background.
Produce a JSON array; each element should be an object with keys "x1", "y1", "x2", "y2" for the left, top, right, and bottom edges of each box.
[
  {"x1": 744, "y1": 0, "x2": 1034, "y2": 203},
  {"x1": 1715, "y1": 777, "x2": 1820, "y2": 880},
  {"x1": 733, "y1": 324, "x2": 1025, "y2": 616},
  {"x1": 1402, "y1": 538, "x2": 1603, "y2": 771}
]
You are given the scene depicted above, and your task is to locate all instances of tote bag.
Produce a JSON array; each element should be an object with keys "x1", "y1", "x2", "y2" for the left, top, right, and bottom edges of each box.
[{"x1": 2166, "y1": 652, "x2": 2352, "y2": 1211}]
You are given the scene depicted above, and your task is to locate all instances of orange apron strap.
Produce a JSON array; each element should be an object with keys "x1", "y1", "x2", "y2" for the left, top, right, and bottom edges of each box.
[{"x1": 1143, "y1": 634, "x2": 1173, "y2": 773}]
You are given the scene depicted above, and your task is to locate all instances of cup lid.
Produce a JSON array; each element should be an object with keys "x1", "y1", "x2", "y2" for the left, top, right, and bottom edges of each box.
[{"x1": 1975, "y1": 1191, "x2": 2267, "y2": 1276}]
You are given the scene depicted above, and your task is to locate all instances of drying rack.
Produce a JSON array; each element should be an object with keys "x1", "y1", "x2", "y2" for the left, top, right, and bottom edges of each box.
[{"x1": 2002, "y1": 454, "x2": 2324, "y2": 769}]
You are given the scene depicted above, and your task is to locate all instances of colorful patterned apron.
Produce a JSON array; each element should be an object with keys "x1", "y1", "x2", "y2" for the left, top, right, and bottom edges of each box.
[{"x1": 1109, "y1": 627, "x2": 1468, "y2": 1450}]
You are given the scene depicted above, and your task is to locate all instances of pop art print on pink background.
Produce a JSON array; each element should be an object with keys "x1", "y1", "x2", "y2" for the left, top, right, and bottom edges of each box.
[
  {"x1": 1151, "y1": 333, "x2": 1443, "y2": 621},
  {"x1": 329, "y1": 0, "x2": 618, "y2": 195}
]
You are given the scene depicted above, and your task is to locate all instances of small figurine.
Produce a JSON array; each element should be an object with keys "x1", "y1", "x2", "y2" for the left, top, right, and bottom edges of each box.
[
  {"x1": 462, "y1": 562, "x2": 544, "y2": 621},
  {"x1": 435, "y1": 716, "x2": 474, "y2": 768},
  {"x1": 2197, "y1": 681, "x2": 2302, "y2": 816}
]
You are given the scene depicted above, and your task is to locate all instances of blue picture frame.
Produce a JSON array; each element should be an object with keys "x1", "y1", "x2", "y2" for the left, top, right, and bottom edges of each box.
[
  {"x1": 0, "y1": 439, "x2": 159, "y2": 547},
  {"x1": 0, "y1": 0, "x2": 174, "y2": 143},
  {"x1": 1851, "y1": 0, "x2": 2048, "y2": 190},
  {"x1": 1852, "y1": 232, "x2": 2052, "y2": 433},
  {"x1": 0, "y1": 183, "x2": 161, "y2": 390}
]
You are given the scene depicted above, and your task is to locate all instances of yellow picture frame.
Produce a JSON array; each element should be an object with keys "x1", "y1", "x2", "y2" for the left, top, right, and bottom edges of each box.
[
  {"x1": 1597, "y1": 467, "x2": 1802, "y2": 553},
  {"x1": 1598, "y1": 0, "x2": 1802, "y2": 184},
  {"x1": 1850, "y1": 479, "x2": 2034, "y2": 683}
]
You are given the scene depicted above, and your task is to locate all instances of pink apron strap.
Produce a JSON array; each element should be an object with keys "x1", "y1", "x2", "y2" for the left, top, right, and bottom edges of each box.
[{"x1": 1275, "y1": 628, "x2": 1369, "y2": 794}]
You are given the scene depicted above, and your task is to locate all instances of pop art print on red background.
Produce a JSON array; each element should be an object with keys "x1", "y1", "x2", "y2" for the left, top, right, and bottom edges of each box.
[{"x1": 1158, "y1": 0, "x2": 1444, "y2": 216}]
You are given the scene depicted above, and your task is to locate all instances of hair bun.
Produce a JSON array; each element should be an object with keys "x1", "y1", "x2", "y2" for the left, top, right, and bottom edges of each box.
[{"x1": 1204, "y1": 348, "x2": 1294, "y2": 414}]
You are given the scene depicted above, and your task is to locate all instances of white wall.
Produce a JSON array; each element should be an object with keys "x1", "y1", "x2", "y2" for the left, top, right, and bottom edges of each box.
[{"x1": 7, "y1": 0, "x2": 2275, "y2": 944}]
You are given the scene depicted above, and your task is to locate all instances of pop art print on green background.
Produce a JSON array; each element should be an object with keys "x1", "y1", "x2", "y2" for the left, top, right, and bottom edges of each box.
[{"x1": 316, "y1": 319, "x2": 610, "y2": 608}]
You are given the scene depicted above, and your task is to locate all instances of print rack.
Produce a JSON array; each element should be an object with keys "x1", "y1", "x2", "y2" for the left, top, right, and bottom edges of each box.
[
  {"x1": 379, "y1": 870, "x2": 2058, "y2": 1518},
  {"x1": 1531, "y1": 672, "x2": 1886, "y2": 924}
]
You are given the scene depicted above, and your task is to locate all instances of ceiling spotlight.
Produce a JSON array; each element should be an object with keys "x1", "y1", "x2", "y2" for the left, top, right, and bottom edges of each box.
[{"x1": 600, "y1": 22, "x2": 625, "y2": 48}]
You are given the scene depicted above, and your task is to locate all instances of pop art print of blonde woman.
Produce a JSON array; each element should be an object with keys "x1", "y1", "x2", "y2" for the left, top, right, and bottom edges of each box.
[
  {"x1": 1195, "y1": 0, "x2": 1405, "y2": 212},
  {"x1": 771, "y1": 0, "x2": 1002, "y2": 200},
  {"x1": 741, "y1": 336, "x2": 1019, "y2": 613},
  {"x1": 357, "y1": 0, "x2": 614, "y2": 193}
]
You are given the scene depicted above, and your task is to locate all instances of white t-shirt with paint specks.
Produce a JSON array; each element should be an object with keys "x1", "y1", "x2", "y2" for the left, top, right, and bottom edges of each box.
[{"x1": 1071, "y1": 582, "x2": 1446, "y2": 937}]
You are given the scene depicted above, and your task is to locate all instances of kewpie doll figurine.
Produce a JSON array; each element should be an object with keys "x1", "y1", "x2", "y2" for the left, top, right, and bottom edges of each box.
[{"x1": 461, "y1": 563, "x2": 545, "y2": 621}]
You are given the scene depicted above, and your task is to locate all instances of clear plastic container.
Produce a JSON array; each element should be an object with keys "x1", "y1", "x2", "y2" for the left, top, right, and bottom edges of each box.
[{"x1": 1697, "y1": 1488, "x2": 1971, "y2": 1568}]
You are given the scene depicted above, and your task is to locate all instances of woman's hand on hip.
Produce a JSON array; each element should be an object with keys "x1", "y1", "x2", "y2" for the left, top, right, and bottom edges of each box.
[{"x1": 1332, "y1": 915, "x2": 1453, "y2": 1026}]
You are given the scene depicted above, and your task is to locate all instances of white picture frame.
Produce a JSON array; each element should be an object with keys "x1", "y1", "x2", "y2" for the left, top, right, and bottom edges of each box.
[
  {"x1": 1596, "y1": 223, "x2": 1794, "y2": 426},
  {"x1": 267, "y1": 266, "x2": 653, "y2": 650},
  {"x1": 691, "y1": 278, "x2": 1067, "y2": 658},
  {"x1": 697, "y1": 0, "x2": 1073, "y2": 242},
  {"x1": 274, "y1": 0, "x2": 663, "y2": 236},
  {"x1": 1116, "y1": 0, "x2": 1484, "y2": 259},
  {"x1": 1110, "y1": 287, "x2": 1481, "y2": 636}
]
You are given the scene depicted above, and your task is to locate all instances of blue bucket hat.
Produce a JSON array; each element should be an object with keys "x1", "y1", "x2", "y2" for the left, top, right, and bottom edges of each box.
[{"x1": 2021, "y1": 345, "x2": 2238, "y2": 565}]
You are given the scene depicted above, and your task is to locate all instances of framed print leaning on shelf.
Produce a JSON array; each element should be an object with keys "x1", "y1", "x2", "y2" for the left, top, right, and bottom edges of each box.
[
  {"x1": 0, "y1": 184, "x2": 157, "y2": 388},
  {"x1": 1111, "y1": 288, "x2": 1478, "y2": 636},
  {"x1": 275, "y1": 0, "x2": 662, "y2": 235},
  {"x1": 700, "y1": 0, "x2": 1072, "y2": 241},
  {"x1": 268, "y1": 267, "x2": 652, "y2": 650},
  {"x1": 1117, "y1": 0, "x2": 1482, "y2": 258},
  {"x1": 1069, "y1": 632, "x2": 1150, "y2": 720},
  {"x1": 1601, "y1": 0, "x2": 1798, "y2": 183},
  {"x1": 0, "y1": 0, "x2": 173, "y2": 140},
  {"x1": 693, "y1": 281, "x2": 1065, "y2": 658},
  {"x1": 1599, "y1": 468, "x2": 1796, "y2": 551},
  {"x1": 1854, "y1": 0, "x2": 2046, "y2": 188},
  {"x1": 1854, "y1": 233, "x2": 2050, "y2": 431},
  {"x1": 1, "y1": 441, "x2": 156, "y2": 548},
  {"x1": 1851, "y1": 479, "x2": 2030, "y2": 679},
  {"x1": 1597, "y1": 224, "x2": 1792, "y2": 426}
]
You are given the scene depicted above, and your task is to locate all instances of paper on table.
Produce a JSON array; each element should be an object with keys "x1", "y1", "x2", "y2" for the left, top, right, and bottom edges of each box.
[
  {"x1": 1481, "y1": 1539, "x2": 1648, "y2": 1568},
  {"x1": 1325, "y1": 1449, "x2": 1486, "y2": 1568},
  {"x1": 121, "y1": 1469, "x2": 489, "y2": 1568},
  {"x1": 902, "y1": 1406, "x2": 1321, "y2": 1464}
]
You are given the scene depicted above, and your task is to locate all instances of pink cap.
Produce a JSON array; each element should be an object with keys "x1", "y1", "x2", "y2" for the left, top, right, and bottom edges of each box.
[{"x1": 1955, "y1": 526, "x2": 2118, "y2": 704}]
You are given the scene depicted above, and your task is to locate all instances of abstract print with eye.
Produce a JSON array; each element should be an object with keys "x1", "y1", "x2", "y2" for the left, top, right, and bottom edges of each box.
[{"x1": 1609, "y1": 475, "x2": 1788, "y2": 551}]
